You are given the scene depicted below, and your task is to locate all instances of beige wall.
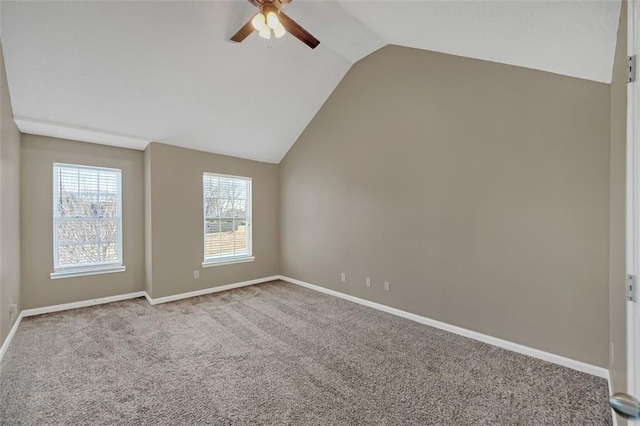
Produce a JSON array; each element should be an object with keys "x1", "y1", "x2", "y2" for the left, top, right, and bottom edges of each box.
[
  {"x1": 609, "y1": 0, "x2": 628, "y2": 415},
  {"x1": 18, "y1": 138, "x2": 279, "y2": 306},
  {"x1": 145, "y1": 142, "x2": 279, "y2": 299},
  {"x1": 280, "y1": 45, "x2": 612, "y2": 367},
  {"x1": 0, "y1": 42, "x2": 21, "y2": 346},
  {"x1": 21, "y1": 135, "x2": 145, "y2": 309}
]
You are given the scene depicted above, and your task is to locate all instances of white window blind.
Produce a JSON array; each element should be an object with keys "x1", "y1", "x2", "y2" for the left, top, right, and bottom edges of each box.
[
  {"x1": 53, "y1": 164, "x2": 123, "y2": 273},
  {"x1": 203, "y1": 173, "x2": 252, "y2": 264}
]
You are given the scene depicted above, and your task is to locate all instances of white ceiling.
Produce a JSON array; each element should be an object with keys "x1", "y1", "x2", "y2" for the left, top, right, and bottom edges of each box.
[{"x1": 1, "y1": 1, "x2": 621, "y2": 163}]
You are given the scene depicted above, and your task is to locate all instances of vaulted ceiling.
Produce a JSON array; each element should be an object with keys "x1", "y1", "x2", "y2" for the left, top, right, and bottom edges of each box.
[{"x1": 1, "y1": 1, "x2": 621, "y2": 163}]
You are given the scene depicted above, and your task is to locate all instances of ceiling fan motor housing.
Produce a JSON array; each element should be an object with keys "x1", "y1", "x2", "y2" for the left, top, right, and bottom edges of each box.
[
  {"x1": 251, "y1": 0, "x2": 289, "y2": 12},
  {"x1": 260, "y1": 4, "x2": 279, "y2": 16}
]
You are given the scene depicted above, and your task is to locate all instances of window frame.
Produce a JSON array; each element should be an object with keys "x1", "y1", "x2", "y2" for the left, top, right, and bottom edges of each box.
[
  {"x1": 50, "y1": 163, "x2": 125, "y2": 279},
  {"x1": 202, "y1": 172, "x2": 254, "y2": 267}
]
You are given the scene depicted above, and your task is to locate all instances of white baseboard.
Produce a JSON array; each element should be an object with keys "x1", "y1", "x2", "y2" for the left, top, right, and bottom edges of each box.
[
  {"x1": 143, "y1": 276, "x2": 279, "y2": 305},
  {"x1": 0, "y1": 311, "x2": 24, "y2": 363},
  {"x1": 278, "y1": 275, "x2": 609, "y2": 379},
  {"x1": 21, "y1": 291, "x2": 147, "y2": 318}
]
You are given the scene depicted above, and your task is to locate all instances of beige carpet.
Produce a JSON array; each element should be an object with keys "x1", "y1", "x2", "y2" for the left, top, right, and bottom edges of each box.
[{"x1": 0, "y1": 280, "x2": 611, "y2": 425}]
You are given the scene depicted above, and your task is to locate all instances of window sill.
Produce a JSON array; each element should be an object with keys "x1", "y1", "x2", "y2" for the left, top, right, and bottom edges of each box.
[
  {"x1": 202, "y1": 256, "x2": 255, "y2": 268},
  {"x1": 50, "y1": 266, "x2": 126, "y2": 280}
]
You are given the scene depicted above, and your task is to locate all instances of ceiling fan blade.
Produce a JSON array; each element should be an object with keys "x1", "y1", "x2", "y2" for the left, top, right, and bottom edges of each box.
[
  {"x1": 231, "y1": 19, "x2": 255, "y2": 43},
  {"x1": 279, "y1": 12, "x2": 320, "y2": 49},
  {"x1": 249, "y1": 0, "x2": 291, "y2": 9}
]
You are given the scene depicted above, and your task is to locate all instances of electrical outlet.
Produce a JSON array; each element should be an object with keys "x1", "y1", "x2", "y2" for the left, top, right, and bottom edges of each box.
[
  {"x1": 384, "y1": 281, "x2": 390, "y2": 291},
  {"x1": 193, "y1": 270, "x2": 200, "y2": 279},
  {"x1": 366, "y1": 278, "x2": 371, "y2": 287},
  {"x1": 341, "y1": 273, "x2": 346, "y2": 282}
]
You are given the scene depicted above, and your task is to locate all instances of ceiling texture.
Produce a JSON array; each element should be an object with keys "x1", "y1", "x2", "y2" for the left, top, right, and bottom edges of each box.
[{"x1": 1, "y1": 1, "x2": 622, "y2": 163}]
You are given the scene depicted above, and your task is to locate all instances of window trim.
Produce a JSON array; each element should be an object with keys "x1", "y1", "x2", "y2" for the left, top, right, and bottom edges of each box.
[
  {"x1": 202, "y1": 256, "x2": 255, "y2": 268},
  {"x1": 202, "y1": 172, "x2": 253, "y2": 266},
  {"x1": 51, "y1": 163, "x2": 125, "y2": 279},
  {"x1": 50, "y1": 265, "x2": 126, "y2": 280}
]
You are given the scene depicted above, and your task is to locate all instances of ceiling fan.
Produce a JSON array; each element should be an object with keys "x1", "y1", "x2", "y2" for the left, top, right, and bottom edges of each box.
[{"x1": 230, "y1": 0, "x2": 320, "y2": 49}]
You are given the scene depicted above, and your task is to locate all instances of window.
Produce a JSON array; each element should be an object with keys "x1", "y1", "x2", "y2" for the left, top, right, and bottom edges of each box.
[
  {"x1": 51, "y1": 163, "x2": 125, "y2": 279},
  {"x1": 203, "y1": 173, "x2": 253, "y2": 266}
]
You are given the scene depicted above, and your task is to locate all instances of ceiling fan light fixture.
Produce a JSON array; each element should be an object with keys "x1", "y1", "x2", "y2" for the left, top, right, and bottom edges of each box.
[
  {"x1": 230, "y1": 0, "x2": 319, "y2": 49},
  {"x1": 258, "y1": 24, "x2": 271, "y2": 39},
  {"x1": 251, "y1": 12, "x2": 265, "y2": 31},
  {"x1": 266, "y1": 11, "x2": 280, "y2": 29},
  {"x1": 273, "y1": 22, "x2": 286, "y2": 38}
]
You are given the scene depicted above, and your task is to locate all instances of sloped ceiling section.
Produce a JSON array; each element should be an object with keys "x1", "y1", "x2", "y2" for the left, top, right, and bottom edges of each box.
[
  {"x1": 337, "y1": 0, "x2": 621, "y2": 84},
  {"x1": 1, "y1": 1, "x2": 621, "y2": 163}
]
